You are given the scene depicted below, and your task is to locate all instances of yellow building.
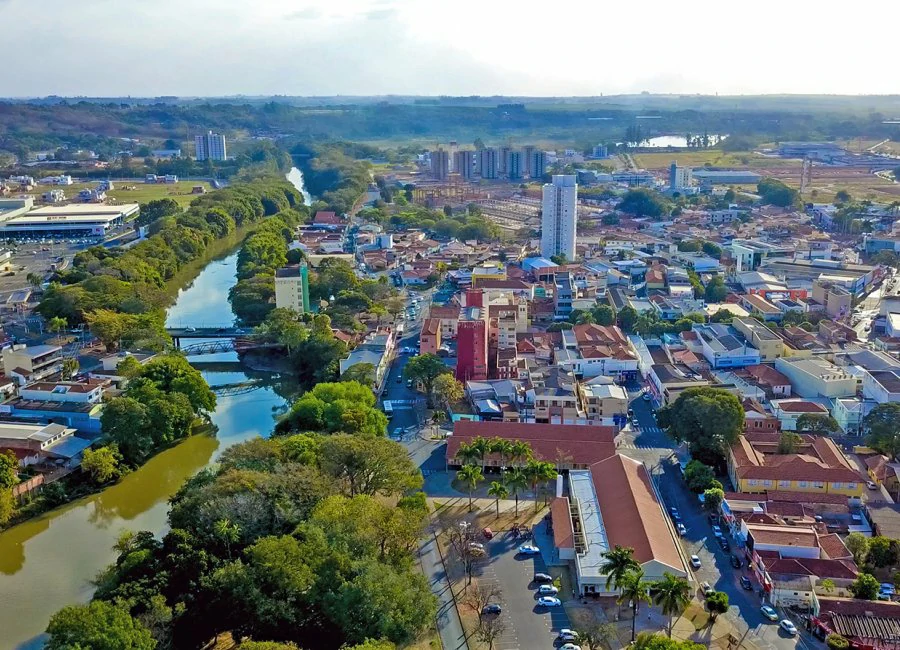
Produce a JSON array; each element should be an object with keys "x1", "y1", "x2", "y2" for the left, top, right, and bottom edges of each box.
[
  {"x1": 728, "y1": 432, "x2": 864, "y2": 497},
  {"x1": 470, "y1": 263, "x2": 507, "y2": 288},
  {"x1": 733, "y1": 317, "x2": 784, "y2": 361}
]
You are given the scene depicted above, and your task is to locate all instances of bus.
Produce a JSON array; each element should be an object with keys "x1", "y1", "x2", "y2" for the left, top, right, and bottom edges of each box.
[{"x1": 383, "y1": 400, "x2": 394, "y2": 419}]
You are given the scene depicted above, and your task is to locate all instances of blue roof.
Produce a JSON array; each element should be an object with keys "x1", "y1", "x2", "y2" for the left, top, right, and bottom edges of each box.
[
  {"x1": 45, "y1": 435, "x2": 92, "y2": 459},
  {"x1": 522, "y1": 257, "x2": 556, "y2": 272}
]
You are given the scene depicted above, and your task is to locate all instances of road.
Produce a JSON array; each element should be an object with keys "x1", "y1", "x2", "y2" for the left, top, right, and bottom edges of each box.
[{"x1": 419, "y1": 533, "x2": 468, "y2": 650}]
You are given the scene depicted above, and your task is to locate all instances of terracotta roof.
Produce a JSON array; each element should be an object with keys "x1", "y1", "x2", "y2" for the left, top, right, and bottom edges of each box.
[
  {"x1": 590, "y1": 455, "x2": 684, "y2": 571},
  {"x1": 748, "y1": 524, "x2": 818, "y2": 548},
  {"x1": 430, "y1": 305, "x2": 460, "y2": 320},
  {"x1": 477, "y1": 279, "x2": 532, "y2": 290},
  {"x1": 730, "y1": 433, "x2": 861, "y2": 483},
  {"x1": 765, "y1": 491, "x2": 849, "y2": 506},
  {"x1": 551, "y1": 497, "x2": 574, "y2": 549},
  {"x1": 421, "y1": 319, "x2": 440, "y2": 336},
  {"x1": 313, "y1": 210, "x2": 342, "y2": 224},
  {"x1": 573, "y1": 324, "x2": 628, "y2": 346},
  {"x1": 819, "y1": 533, "x2": 853, "y2": 560},
  {"x1": 776, "y1": 401, "x2": 829, "y2": 414},
  {"x1": 447, "y1": 421, "x2": 618, "y2": 466},
  {"x1": 764, "y1": 557, "x2": 858, "y2": 581},
  {"x1": 745, "y1": 364, "x2": 791, "y2": 388}
]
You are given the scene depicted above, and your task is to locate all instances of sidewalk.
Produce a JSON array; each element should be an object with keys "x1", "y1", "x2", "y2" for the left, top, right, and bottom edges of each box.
[{"x1": 419, "y1": 533, "x2": 468, "y2": 650}]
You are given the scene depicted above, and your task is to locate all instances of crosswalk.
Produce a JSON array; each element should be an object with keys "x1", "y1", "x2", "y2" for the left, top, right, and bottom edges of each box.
[
  {"x1": 634, "y1": 425, "x2": 665, "y2": 435},
  {"x1": 618, "y1": 442, "x2": 670, "y2": 450}
]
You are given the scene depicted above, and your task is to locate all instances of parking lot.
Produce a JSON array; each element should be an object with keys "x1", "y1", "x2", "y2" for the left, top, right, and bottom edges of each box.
[{"x1": 474, "y1": 528, "x2": 572, "y2": 650}]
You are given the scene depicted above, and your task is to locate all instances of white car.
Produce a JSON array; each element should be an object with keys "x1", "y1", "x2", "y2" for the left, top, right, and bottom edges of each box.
[
  {"x1": 560, "y1": 645, "x2": 581, "y2": 650},
  {"x1": 518, "y1": 544, "x2": 540, "y2": 555},
  {"x1": 712, "y1": 525, "x2": 723, "y2": 538},
  {"x1": 676, "y1": 523, "x2": 687, "y2": 536},
  {"x1": 867, "y1": 481, "x2": 878, "y2": 490},
  {"x1": 761, "y1": 605, "x2": 779, "y2": 621},
  {"x1": 538, "y1": 585, "x2": 559, "y2": 595},
  {"x1": 690, "y1": 555, "x2": 702, "y2": 569},
  {"x1": 700, "y1": 581, "x2": 714, "y2": 597},
  {"x1": 779, "y1": 619, "x2": 797, "y2": 636},
  {"x1": 538, "y1": 596, "x2": 561, "y2": 607},
  {"x1": 467, "y1": 542, "x2": 485, "y2": 551},
  {"x1": 557, "y1": 629, "x2": 578, "y2": 642}
]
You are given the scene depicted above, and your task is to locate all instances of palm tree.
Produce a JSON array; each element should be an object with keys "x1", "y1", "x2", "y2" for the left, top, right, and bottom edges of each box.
[
  {"x1": 490, "y1": 439, "x2": 513, "y2": 476},
  {"x1": 600, "y1": 545, "x2": 640, "y2": 592},
  {"x1": 487, "y1": 481, "x2": 509, "y2": 517},
  {"x1": 456, "y1": 442, "x2": 480, "y2": 467},
  {"x1": 618, "y1": 568, "x2": 651, "y2": 643},
  {"x1": 524, "y1": 459, "x2": 557, "y2": 511},
  {"x1": 509, "y1": 440, "x2": 533, "y2": 468},
  {"x1": 469, "y1": 436, "x2": 491, "y2": 472},
  {"x1": 213, "y1": 518, "x2": 240, "y2": 559},
  {"x1": 457, "y1": 464, "x2": 483, "y2": 512},
  {"x1": 651, "y1": 572, "x2": 691, "y2": 638},
  {"x1": 504, "y1": 468, "x2": 528, "y2": 518}
]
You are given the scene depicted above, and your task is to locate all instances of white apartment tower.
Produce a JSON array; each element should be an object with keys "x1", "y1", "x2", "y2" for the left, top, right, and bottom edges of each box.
[
  {"x1": 541, "y1": 175, "x2": 578, "y2": 260},
  {"x1": 194, "y1": 131, "x2": 227, "y2": 161}
]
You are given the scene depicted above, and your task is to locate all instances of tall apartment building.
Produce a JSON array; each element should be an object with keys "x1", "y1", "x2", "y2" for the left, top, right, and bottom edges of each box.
[
  {"x1": 194, "y1": 131, "x2": 227, "y2": 161},
  {"x1": 498, "y1": 146, "x2": 511, "y2": 175},
  {"x1": 479, "y1": 148, "x2": 498, "y2": 179},
  {"x1": 274, "y1": 263, "x2": 310, "y2": 314},
  {"x1": 669, "y1": 162, "x2": 693, "y2": 190},
  {"x1": 530, "y1": 150, "x2": 546, "y2": 179},
  {"x1": 453, "y1": 150, "x2": 474, "y2": 180},
  {"x1": 456, "y1": 308, "x2": 488, "y2": 382},
  {"x1": 541, "y1": 175, "x2": 578, "y2": 260},
  {"x1": 506, "y1": 150, "x2": 523, "y2": 179},
  {"x1": 523, "y1": 145, "x2": 535, "y2": 177},
  {"x1": 431, "y1": 149, "x2": 450, "y2": 181}
]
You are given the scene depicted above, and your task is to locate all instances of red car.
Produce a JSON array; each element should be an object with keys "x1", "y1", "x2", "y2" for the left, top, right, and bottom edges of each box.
[{"x1": 482, "y1": 527, "x2": 494, "y2": 540}]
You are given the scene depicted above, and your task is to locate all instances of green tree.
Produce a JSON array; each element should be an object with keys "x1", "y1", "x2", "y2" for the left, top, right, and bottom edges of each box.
[
  {"x1": 140, "y1": 354, "x2": 216, "y2": 416},
  {"x1": 487, "y1": 481, "x2": 508, "y2": 517},
  {"x1": 705, "y1": 591, "x2": 729, "y2": 620},
  {"x1": 432, "y1": 373, "x2": 464, "y2": 411},
  {"x1": 631, "y1": 633, "x2": 704, "y2": 650},
  {"x1": 213, "y1": 518, "x2": 240, "y2": 560},
  {"x1": 850, "y1": 572, "x2": 880, "y2": 600},
  {"x1": 81, "y1": 446, "x2": 121, "y2": 485},
  {"x1": 618, "y1": 568, "x2": 651, "y2": 642},
  {"x1": 457, "y1": 464, "x2": 483, "y2": 512},
  {"x1": 0, "y1": 450, "x2": 17, "y2": 489},
  {"x1": 846, "y1": 532, "x2": 870, "y2": 565},
  {"x1": 26, "y1": 272, "x2": 44, "y2": 290},
  {"x1": 319, "y1": 434, "x2": 423, "y2": 497},
  {"x1": 404, "y1": 353, "x2": 451, "y2": 407},
  {"x1": 341, "y1": 362, "x2": 376, "y2": 387},
  {"x1": 601, "y1": 545, "x2": 640, "y2": 592},
  {"x1": 504, "y1": 468, "x2": 528, "y2": 518},
  {"x1": 868, "y1": 536, "x2": 898, "y2": 568},
  {"x1": 618, "y1": 188, "x2": 669, "y2": 218},
  {"x1": 778, "y1": 431, "x2": 803, "y2": 454},
  {"x1": 46, "y1": 601, "x2": 156, "y2": 650},
  {"x1": 86, "y1": 309, "x2": 131, "y2": 351},
  {"x1": 826, "y1": 634, "x2": 850, "y2": 650},
  {"x1": 796, "y1": 413, "x2": 841, "y2": 435},
  {"x1": 523, "y1": 459, "x2": 557, "y2": 511},
  {"x1": 575, "y1": 622, "x2": 617, "y2": 650},
  {"x1": 137, "y1": 197, "x2": 180, "y2": 226},
  {"x1": 593, "y1": 304, "x2": 616, "y2": 326},
  {"x1": 652, "y1": 573, "x2": 691, "y2": 637},
  {"x1": 617, "y1": 305, "x2": 639, "y2": 333},
  {"x1": 757, "y1": 178, "x2": 799, "y2": 208},
  {"x1": 48, "y1": 316, "x2": 68, "y2": 335},
  {"x1": 683, "y1": 461, "x2": 717, "y2": 493},
  {"x1": 100, "y1": 397, "x2": 153, "y2": 465},
  {"x1": 704, "y1": 276, "x2": 728, "y2": 303},
  {"x1": 864, "y1": 403, "x2": 900, "y2": 458},
  {"x1": 657, "y1": 388, "x2": 743, "y2": 463},
  {"x1": 703, "y1": 488, "x2": 724, "y2": 512},
  {"x1": 834, "y1": 190, "x2": 852, "y2": 204}
]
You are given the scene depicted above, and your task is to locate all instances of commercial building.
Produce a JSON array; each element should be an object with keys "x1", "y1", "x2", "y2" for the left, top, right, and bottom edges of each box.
[
  {"x1": 0, "y1": 203, "x2": 137, "y2": 238},
  {"x1": 274, "y1": 263, "x2": 310, "y2": 314},
  {"x1": 541, "y1": 175, "x2": 578, "y2": 261},
  {"x1": 733, "y1": 318, "x2": 784, "y2": 361},
  {"x1": 774, "y1": 358, "x2": 856, "y2": 398},
  {"x1": 1, "y1": 344, "x2": 63, "y2": 385},
  {"x1": 420, "y1": 318, "x2": 441, "y2": 355},
  {"x1": 0, "y1": 421, "x2": 88, "y2": 469},
  {"x1": 552, "y1": 455, "x2": 687, "y2": 596},
  {"x1": 730, "y1": 240, "x2": 793, "y2": 274},
  {"x1": 692, "y1": 170, "x2": 762, "y2": 185},
  {"x1": 456, "y1": 308, "x2": 488, "y2": 382},
  {"x1": 811, "y1": 279, "x2": 851, "y2": 319},
  {"x1": 479, "y1": 148, "x2": 498, "y2": 179},
  {"x1": 693, "y1": 324, "x2": 761, "y2": 369},
  {"x1": 453, "y1": 150, "x2": 474, "y2": 180},
  {"x1": 578, "y1": 380, "x2": 628, "y2": 425},
  {"x1": 338, "y1": 330, "x2": 395, "y2": 390},
  {"x1": 431, "y1": 149, "x2": 450, "y2": 181},
  {"x1": 194, "y1": 131, "x2": 227, "y2": 161}
]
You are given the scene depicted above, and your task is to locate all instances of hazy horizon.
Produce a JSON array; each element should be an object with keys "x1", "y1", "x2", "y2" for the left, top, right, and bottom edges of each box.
[{"x1": 3, "y1": 0, "x2": 898, "y2": 97}]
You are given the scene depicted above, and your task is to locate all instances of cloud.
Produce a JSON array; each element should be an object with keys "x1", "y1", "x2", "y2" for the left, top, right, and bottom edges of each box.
[
  {"x1": 284, "y1": 7, "x2": 322, "y2": 20},
  {"x1": 363, "y1": 7, "x2": 396, "y2": 20}
]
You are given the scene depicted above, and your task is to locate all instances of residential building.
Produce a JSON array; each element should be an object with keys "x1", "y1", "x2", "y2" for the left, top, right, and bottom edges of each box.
[
  {"x1": 456, "y1": 308, "x2": 488, "y2": 382},
  {"x1": 479, "y1": 148, "x2": 498, "y2": 179},
  {"x1": 553, "y1": 271, "x2": 575, "y2": 321},
  {"x1": 529, "y1": 150, "x2": 546, "y2": 179},
  {"x1": 529, "y1": 366, "x2": 584, "y2": 425},
  {"x1": 693, "y1": 324, "x2": 761, "y2": 369},
  {"x1": 862, "y1": 369, "x2": 900, "y2": 404},
  {"x1": 570, "y1": 323, "x2": 638, "y2": 381},
  {"x1": 429, "y1": 305, "x2": 460, "y2": 339},
  {"x1": 579, "y1": 380, "x2": 628, "y2": 425},
  {"x1": 669, "y1": 162, "x2": 693, "y2": 191},
  {"x1": 774, "y1": 358, "x2": 856, "y2": 398},
  {"x1": 194, "y1": 131, "x2": 227, "y2": 161},
  {"x1": 420, "y1": 318, "x2": 441, "y2": 355},
  {"x1": 742, "y1": 400, "x2": 781, "y2": 433},
  {"x1": 431, "y1": 149, "x2": 450, "y2": 181},
  {"x1": 732, "y1": 318, "x2": 784, "y2": 361},
  {"x1": 541, "y1": 175, "x2": 578, "y2": 261},
  {"x1": 274, "y1": 263, "x2": 310, "y2": 314},
  {"x1": 1, "y1": 344, "x2": 63, "y2": 385},
  {"x1": 0, "y1": 421, "x2": 88, "y2": 469},
  {"x1": 770, "y1": 399, "x2": 832, "y2": 431},
  {"x1": 453, "y1": 150, "x2": 474, "y2": 180},
  {"x1": 648, "y1": 363, "x2": 710, "y2": 404},
  {"x1": 740, "y1": 294, "x2": 783, "y2": 322},
  {"x1": 743, "y1": 364, "x2": 792, "y2": 398},
  {"x1": 552, "y1": 455, "x2": 686, "y2": 596},
  {"x1": 338, "y1": 330, "x2": 395, "y2": 390},
  {"x1": 811, "y1": 279, "x2": 851, "y2": 319},
  {"x1": 727, "y1": 432, "x2": 863, "y2": 497},
  {"x1": 446, "y1": 420, "x2": 618, "y2": 470},
  {"x1": 506, "y1": 150, "x2": 523, "y2": 179}
]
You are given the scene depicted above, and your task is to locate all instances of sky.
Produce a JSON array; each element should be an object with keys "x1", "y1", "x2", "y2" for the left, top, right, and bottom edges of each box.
[{"x1": 2, "y1": 0, "x2": 898, "y2": 97}]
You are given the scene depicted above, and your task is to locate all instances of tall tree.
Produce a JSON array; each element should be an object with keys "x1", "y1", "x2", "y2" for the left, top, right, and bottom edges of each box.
[
  {"x1": 618, "y1": 568, "x2": 651, "y2": 642},
  {"x1": 46, "y1": 601, "x2": 156, "y2": 650},
  {"x1": 403, "y1": 353, "x2": 451, "y2": 407},
  {"x1": 865, "y1": 403, "x2": 900, "y2": 458},
  {"x1": 705, "y1": 591, "x2": 729, "y2": 621},
  {"x1": 652, "y1": 573, "x2": 691, "y2": 637},
  {"x1": 656, "y1": 388, "x2": 743, "y2": 463},
  {"x1": 795, "y1": 413, "x2": 841, "y2": 436},
  {"x1": 487, "y1": 481, "x2": 508, "y2": 517},
  {"x1": 504, "y1": 468, "x2": 528, "y2": 518},
  {"x1": 457, "y1": 464, "x2": 483, "y2": 512},
  {"x1": 601, "y1": 545, "x2": 640, "y2": 592},
  {"x1": 523, "y1": 459, "x2": 557, "y2": 511}
]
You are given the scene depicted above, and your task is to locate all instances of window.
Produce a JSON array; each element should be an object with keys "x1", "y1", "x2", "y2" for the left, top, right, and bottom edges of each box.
[
  {"x1": 798, "y1": 481, "x2": 808, "y2": 488},
  {"x1": 813, "y1": 481, "x2": 825, "y2": 488},
  {"x1": 779, "y1": 480, "x2": 791, "y2": 488},
  {"x1": 832, "y1": 482, "x2": 842, "y2": 489},
  {"x1": 847, "y1": 482, "x2": 857, "y2": 490},
  {"x1": 748, "y1": 479, "x2": 758, "y2": 487},
  {"x1": 763, "y1": 480, "x2": 773, "y2": 487}
]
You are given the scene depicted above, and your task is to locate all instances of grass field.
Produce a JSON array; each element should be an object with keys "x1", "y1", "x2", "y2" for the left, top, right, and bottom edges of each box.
[
  {"x1": 25, "y1": 180, "x2": 212, "y2": 208},
  {"x1": 633, "y1": 150, "x2": 803, "y2": 170}
]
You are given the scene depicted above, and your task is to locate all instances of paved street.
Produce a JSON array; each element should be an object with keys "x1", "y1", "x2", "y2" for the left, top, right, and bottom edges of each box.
[{"x1": 419, "y1": 533, "x2": 468, "y2": 650}]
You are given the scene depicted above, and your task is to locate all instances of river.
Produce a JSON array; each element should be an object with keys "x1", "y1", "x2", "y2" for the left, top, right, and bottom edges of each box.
[{"x1": 0, "y1": 167, "x2": 309, "y2": 650}]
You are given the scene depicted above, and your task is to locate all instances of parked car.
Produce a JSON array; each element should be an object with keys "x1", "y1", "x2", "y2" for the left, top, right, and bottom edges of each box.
[
  {"x1": 717, "y1": 537, "x2": 731, "y2": 551},
  {"x1": 676, "y1": 523, "x2": 687, "y2": 536},
  {"x1": 643, "y1": 393, "x2": 652, "y2": 401},
  {"x1": 690, "y1": 555, "x2": 702, "y2": 569},
  {"x1": 482, "y1": 527, "x2": 494, "y2": 540},
  {"x1": 534, "y1": 572, "x2": 553, "y2": 583},
  {"x1": 711, "y1": 525, "x2": 723, "y2": 537},
  {"x1": 560, "y1": 644, "x2": 581, "y2": 650},
  {"x1": 730, "y1": 555, "x2": 742, "y2": 569},
  {"x1": 537, "y1": 596, "x2": 561, "y2": 607},
  {"x1": 740, "y1": 576, "x2": 753, "y2": 590},
  {"x1": 557, "y1": 629, "x2": 578, "y2": 642},
  {"x1": 518, "y1": 544, "x2": 540, "y2": 555},
  {"x1": 538, "y1": 585, "x2": 559, "y2": 595},
  {"x1": 482, "y1": 604, "x2": 501, "y2": 615},
  {"x1": 700, "y1": 581, "x2": 714, "y2": 597},
  {"x1": 761, "y1": 605, "x2": 779, "y2": 621},
  {"x1": 780, "y1": 619, "x2": 797, "y2": 636},
  {"x1": 867, "y1": 481, "x2": 878, "y2": 490},
  {"x1": 468, "y1": 542, "x2": 485, "y2": 552},
  {"x1": 881, "y1": 583, "x2": 896, "y2": 594}
]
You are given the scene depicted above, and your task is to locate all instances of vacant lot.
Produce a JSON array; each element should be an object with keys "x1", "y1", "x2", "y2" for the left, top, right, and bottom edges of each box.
[
  {"x1": 633, "y1": 150, "x2": 803, "y2": 171},
  {"x1": 25, "y1": 180, "x2": 212, "y2": 208}
]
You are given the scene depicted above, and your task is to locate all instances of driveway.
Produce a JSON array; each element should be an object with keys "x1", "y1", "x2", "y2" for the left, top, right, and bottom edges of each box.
[{"x1": 474, "y1": 529, "x2": 573, "y2": 650}]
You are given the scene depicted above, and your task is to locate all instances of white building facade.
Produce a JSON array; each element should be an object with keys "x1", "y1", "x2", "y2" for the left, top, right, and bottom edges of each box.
[
  {"x1": 541, "y1": 174, "x2": 578, "y2": 261},
  {"x1": 194, "y1": 131, "x2": 227, "y2": 161}
]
